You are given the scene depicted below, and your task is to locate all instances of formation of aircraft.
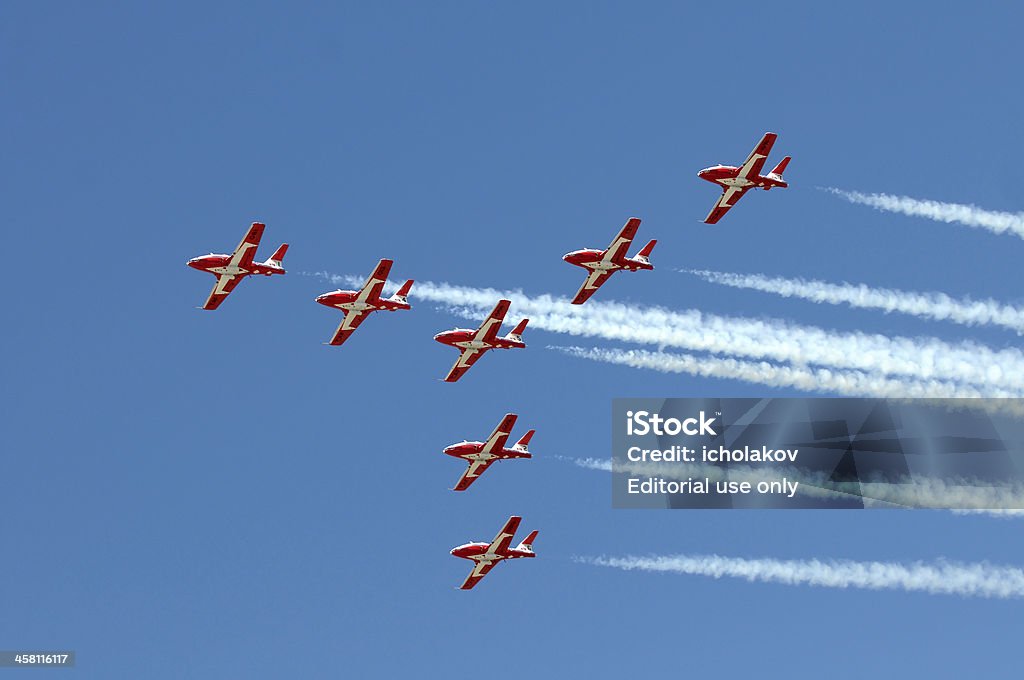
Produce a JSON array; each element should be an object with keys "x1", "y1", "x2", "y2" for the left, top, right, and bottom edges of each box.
[
  {"x1": 450, "y1": 515, "x2": 538, "y2": 590},
  {"x1": 433, "y1": 299, "x2": 528, "y2": 382},
  {"x1": 698, "y1": 132, "x2": 790, "y2": 224},
  {"x1": 187, "y1": 133, "x2": 791, "y2": 590},
  {"x1": 315, "y1": 259, "x2": 414, "y2": 346},
  {"x1": 563, "y1": 217, "x2": 656, "y2": 304},
  {"x1": 186, "y1": 222, "x2": 288, "y2": 310},
  {"x1": 444, "y1": 413, "x2": 534, "y2": 491}
]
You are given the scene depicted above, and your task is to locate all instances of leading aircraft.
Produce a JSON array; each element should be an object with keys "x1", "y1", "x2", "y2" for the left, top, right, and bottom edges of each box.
[
  {"x1": 450, "y1": 515, "x2": 538, "y2": 590},
  {"x1": 187, "y1": 222, "x2": 288, "y2": 310},
  {"x1": 563, "y1": 217, "x2": 655, "y2": 304},
  {"x1": 315, "y1": 259, "x2": 413, "y2": 346},
  {"x1": 444, "y1": 413, "x2": 534, "y2": 491},
  {"x1": 434, "y1": 299, "x2": 528, "y2": 382},
  {"x1": 697, "y1": 132, "x2": 790, "y2": 224}
]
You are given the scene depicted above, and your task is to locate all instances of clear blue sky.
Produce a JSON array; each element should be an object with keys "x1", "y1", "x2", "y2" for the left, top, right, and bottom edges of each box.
[{"x1": 3, "y1": 2, "x2": 1023, "y2": 677}]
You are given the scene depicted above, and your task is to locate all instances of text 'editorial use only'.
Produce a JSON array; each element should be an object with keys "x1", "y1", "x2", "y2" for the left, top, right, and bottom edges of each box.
[{"x1": 611, "y1": 398, "x2": 1024, "y2": 510}]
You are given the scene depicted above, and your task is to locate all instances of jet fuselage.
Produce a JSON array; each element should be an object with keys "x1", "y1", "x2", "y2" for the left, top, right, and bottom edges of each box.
[
  {"x1": 443, "y1": 441, "x2": 531, "y2": 461},
  {"x1": 449, "y1": 543, "x2": 535, "y2": 561},
  {"x1": 563, "y1": 249, "x2": 654, "y2": 272},
  {"x1": 697, "y1": 165, "x2": 788, "y2": 191},
  {"x1": 315, "y1": 290, "x2": 409, "y2": 312},
  {"x1": 186, "y1": 254, "x2": 284, "y2": 277},
  {"x1": 433, "y1": 330, "x2": 525, "y2": 351}
]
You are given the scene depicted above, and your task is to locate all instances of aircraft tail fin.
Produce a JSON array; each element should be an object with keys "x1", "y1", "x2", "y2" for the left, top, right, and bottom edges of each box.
[
  {"x1": 389, "y1": 279, "x2": 414, "y2": 305},
  {"x1": 264, "y1": 244, "x2": 289, "y2": 268},
  {"x1": 767, "y1": 156, "x2": 790, "y2": 182},
  {"x1": 516, "y1": 530, "x2": 539, "y2": 554},
  {"x1": 504, "y1": 318, "x2": 529, "y2": 344},
  {"x1": 513, "y1": 429, "x2": 535, "y2": 453},
  {"x1": 634, "y1": 239, "x2": 657, "y2": 264}
]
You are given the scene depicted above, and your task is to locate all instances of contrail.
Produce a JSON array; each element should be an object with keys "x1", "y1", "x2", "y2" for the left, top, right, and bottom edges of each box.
[
  {"x1": 823, "y1": 187, "x2": 1024, "y2": 240},
  {"x1": 578, "y1": 554, "x2": 1024, "y2": 599},
  {"x1": 551, "y1": 345, "x2": 1024, "y2": 401},
  {"x1": 683, "y1": 268, "x2": 1024, "y2": 335},
  {"x1": 310, "y1": 272, "x2": 1024, "y2": 394}
]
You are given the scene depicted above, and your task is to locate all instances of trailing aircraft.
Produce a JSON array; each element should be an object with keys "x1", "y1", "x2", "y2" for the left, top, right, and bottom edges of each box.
[
  {"x1": 444, "y1": 413, "x2": 533, "y2": 491},
  {"x1": 187, "y1": 222, "x2": 287, "y2": 310},
  {"x1": 434, "y1": 299, "x2": 527, "y2": 382},
  {"x1": 315, "y1": 259, "x2": 413, "y2": 346},
  {"x1": 698, "y1": 132, "x2": 790, "y2": 223},
  {"x1": 450, "y1": 515, "x2": 538, "y2": 590},
  {"x1": 563, "y1": 217, "x2": 655, "y2": 304}
]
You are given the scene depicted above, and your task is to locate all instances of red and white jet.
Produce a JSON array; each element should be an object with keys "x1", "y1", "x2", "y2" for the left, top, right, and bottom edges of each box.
[
  {"x1": 187, "y1": 222, "x2": 288, "y2": 310},
  {"x1": 563, "y1": 217, "x2": 655, "y2": 304},
  {"x1": 450, "y1": 515, "x2": 538, "y2": 590},
  {"x1": 697, "y1": 132, "x2": 790, "y2": 224},
  {"x1": 444, "y1": 413, "x2": 534, "y2": 491},
  {"x1": 314, "y1": 259, "x2": 413, "y2": 346},
  {"x1": 434, "y1": 299, "x2": 528, "y2": 382}
]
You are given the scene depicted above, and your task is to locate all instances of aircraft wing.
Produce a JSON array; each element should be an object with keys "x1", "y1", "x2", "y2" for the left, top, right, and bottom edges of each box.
[
  {"x1": 357, "y1": 259, "x2": 393, "y2": 304},
  {"x1": 571, "y1": 269, "x2": 615, "y2": 304},
  {"x1": 736, "y1": 132, "x2": 777, "y2": 180},
  {"x1": 487, "y1": 515, "x2": 522, "y2": 556},
  {"x1": 328, "y1": 309, "x2": 371, "y2": 346},
  {"x1": 481, "y1": 413, "x2": 518, "y2": 453},
  {"x1": 229, "y1": 222, "x2": 265, "y2": 269},
  {"x1": 472, "y1": 299, "x2": 511, "y2": 343},
  {"x1": 443, "y1": 348, "x2": 486, "y2": 382},
  {"x1": 704, "y1": 186, "x2": 750, "y2": 224},
  {"x1": 459, "y1": 558, "x2": 500, "y2": 590},
  {"x1": 602, "y1": 217, "x2": 641, "y2": 265},
  {"x1": 202, "y1": 273, "x2": 246, "y2": 310},
  {"x1": 453, "y1": 459, "x2": 494, "y2": 491}
]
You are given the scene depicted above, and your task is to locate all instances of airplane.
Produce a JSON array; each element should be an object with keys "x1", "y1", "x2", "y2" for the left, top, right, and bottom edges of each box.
[
  {"x1": 563, "y1": 217, "x2": 655, "y2": 304},
  {"x1": 186, "y1": 222, "x2": 288, "y2": 310},
  {"x1": 314, "y1": 259, "x2": 413, "y2": 346},
  {"x1": 444, "y1": 413, "x2": 534, "y2": 491},
  {"x1": 697, "y1": 132, "x2": 790, "y2": 224},
  {"x1": 450, "y1": 515, "x2": 538, "y2": 590},
  {"x1": 434, "y1": 299, "x2": 528, "y2": 382}
]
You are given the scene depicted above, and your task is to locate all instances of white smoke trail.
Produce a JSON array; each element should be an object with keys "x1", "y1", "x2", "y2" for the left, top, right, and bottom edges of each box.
[
  {"x1": 954, "y1": 509, "x2": 1024, "y2": 518},
  {"x1": 578, "y1": 554, "x2": 1024, "y2": 599},
  {"x1": 823, "y1": 187, "x2": 1024, "y2": 239},
  {"x1": 309, "y1": 272, "x2": 1024, "y2": 394},
  {"x1": 683, "y1": 268, "x2": 1024, "y2": 335},
  {"x1": 552, "y1": 345, "x2": 1024, "y2": 401},
  {"x1": 571, "y1": 457, "x2": 613, "y2": 472}
]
